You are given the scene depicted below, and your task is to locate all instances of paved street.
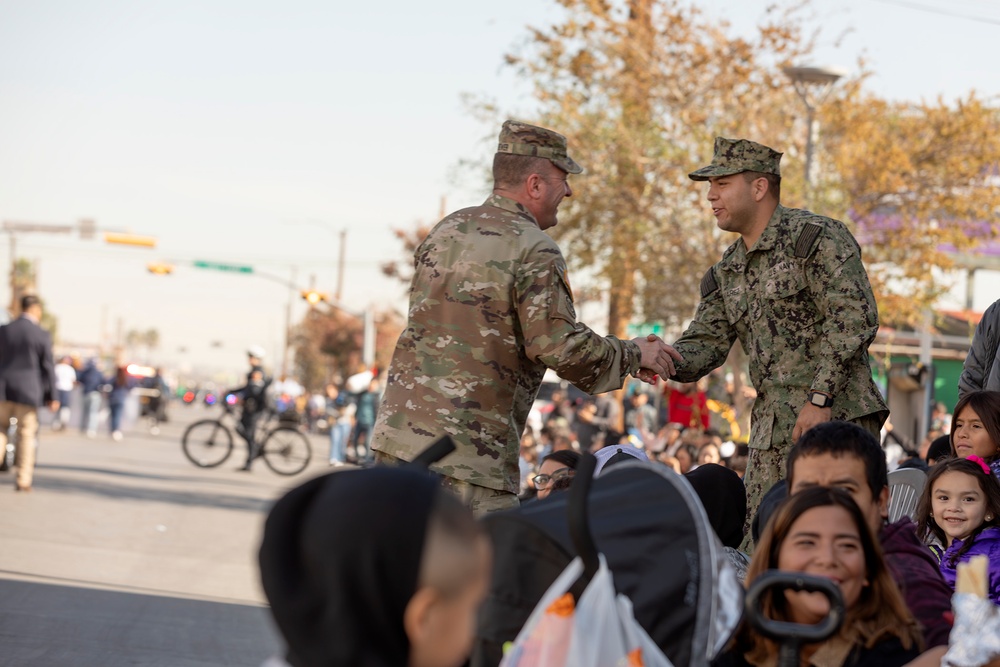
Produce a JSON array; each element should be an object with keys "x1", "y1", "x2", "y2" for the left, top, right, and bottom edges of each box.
[{"x1": 0, "y1": 403, "x2": 335, "y2": 666}]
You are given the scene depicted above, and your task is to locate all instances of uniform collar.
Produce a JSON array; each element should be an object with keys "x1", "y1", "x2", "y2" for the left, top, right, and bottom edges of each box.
[
  {"x1": 723, "y1": 205, "x2": 784, "y2": 274},
  {"x1": 484, "y1": 193, "x2": 540, "y2": 226},
  {"x1": 747, "y1": 204, "x2": 785, "y2": 254}
]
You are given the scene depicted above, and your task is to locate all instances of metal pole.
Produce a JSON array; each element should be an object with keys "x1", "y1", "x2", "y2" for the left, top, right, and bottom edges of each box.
[
  {"x1": 362, "y1": 307, "x2": 375, "y2": 367},
  {"x1": 336, "y1": 229, "x2": 346, "y2": 303},
  {"x1": 804, "y1": 105, "x2": 817, "y2": 206},
  {"x1": 282, "y1": 267, "x2": 297, "y2": 379},
  {"x1": 966, "y1": 268, "x2": 977, "y2": 310},
  {"x1": 918, "y1": 309, "x2": 933, "y2": 442}
]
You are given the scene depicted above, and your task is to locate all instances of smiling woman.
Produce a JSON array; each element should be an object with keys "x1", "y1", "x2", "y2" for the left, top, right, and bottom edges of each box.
[{"x1": 716, "y1": 487, "x2": 923, "y2": 667}]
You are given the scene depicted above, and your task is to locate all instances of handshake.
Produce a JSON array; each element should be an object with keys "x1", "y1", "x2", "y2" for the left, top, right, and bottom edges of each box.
[{"x1": 631, "y1": 334, "x2": 683, "y2": 385}]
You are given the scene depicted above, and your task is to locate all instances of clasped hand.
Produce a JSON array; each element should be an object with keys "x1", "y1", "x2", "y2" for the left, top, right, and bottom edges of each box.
[{"x1": 632, "y1": 334, "x2": 683, "y2": 385}]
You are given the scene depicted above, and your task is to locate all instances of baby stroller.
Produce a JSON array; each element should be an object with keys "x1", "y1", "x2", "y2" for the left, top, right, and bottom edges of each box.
[{"x1": 471, "y1": 454, "x2": 743, "y2": 667}]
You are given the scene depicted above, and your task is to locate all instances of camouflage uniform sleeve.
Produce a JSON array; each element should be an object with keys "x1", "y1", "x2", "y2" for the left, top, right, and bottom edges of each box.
[
  {"x1": 806, "y1": 225, "x2": 879, "y2": 397},
  {"x1": 671, "y1": 267, "x2": 737, "y2": 382},
  {"x1": 516, "y1": 246, "x2": 639, "y2": 394}
]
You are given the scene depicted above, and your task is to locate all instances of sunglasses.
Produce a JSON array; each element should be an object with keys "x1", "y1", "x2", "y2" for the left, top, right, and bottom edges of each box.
[{"x1": 532, "y1": 467, "x2": 575, "y2": 489}]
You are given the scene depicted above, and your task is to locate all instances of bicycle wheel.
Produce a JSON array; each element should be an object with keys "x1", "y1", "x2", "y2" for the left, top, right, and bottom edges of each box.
[
  {"x1": 181, "y1": 420, "x2": 234, "y2": 468},
  {"x1": 261, "y1": 426, "x2": 312, "y2": 475}
]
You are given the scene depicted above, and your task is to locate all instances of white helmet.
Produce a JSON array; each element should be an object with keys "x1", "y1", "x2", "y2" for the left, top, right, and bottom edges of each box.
[{"x1": 247, "y1": 345, "x2": 266, "y2": 360}]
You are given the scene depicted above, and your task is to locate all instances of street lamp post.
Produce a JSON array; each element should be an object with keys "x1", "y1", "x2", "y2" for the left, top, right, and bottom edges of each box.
[{"x1": 783, "y1": 65, "x2": 847, "y2": 205}]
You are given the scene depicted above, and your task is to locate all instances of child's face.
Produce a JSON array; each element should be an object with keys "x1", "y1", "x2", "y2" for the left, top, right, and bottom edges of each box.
[
  {"x1": 953, "y1": 406, "x2": 998, "y2": 460},
  {"x1": 931, "y1": 470, "x2": 990, "y2": 545},
  {"x1": 410, "y1": 537, "x2": 491, "y2": 667}
]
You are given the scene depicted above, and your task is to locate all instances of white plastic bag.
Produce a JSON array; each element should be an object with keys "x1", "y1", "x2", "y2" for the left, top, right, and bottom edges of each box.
[
  {"x1": 566, "y1": 555, "x2": 674, "y2": 667},
  {"x1": 501, "y1": 556, "x2": 674, "y2": 667}
]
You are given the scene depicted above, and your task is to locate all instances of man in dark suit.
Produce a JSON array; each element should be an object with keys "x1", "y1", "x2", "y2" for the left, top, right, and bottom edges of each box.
[{"x1": 0, "y1": 295, "x2": 58, "y2": 491}]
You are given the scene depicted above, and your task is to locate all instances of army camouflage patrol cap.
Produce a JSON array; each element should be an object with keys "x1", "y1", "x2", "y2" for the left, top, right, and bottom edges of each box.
[
  {"x1": 688, "y1": 137, "x2": 782, "y2": 181},
  {"x1": 497, "y1": 120, "x2": 584, "y2": 175}
]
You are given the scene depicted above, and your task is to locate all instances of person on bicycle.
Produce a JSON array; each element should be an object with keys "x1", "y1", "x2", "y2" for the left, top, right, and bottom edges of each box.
[{"x1": 231, "y1": 346, "x2": 272, "y2": 472}]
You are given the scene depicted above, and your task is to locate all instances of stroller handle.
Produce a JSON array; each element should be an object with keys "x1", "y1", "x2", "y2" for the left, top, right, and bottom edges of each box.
[
  {"x1": 744, "y1": 570, "x2": 844, "y2": 667},
  {"x1": 568, "y1": 452, "x2": 600, "y2": 580}
]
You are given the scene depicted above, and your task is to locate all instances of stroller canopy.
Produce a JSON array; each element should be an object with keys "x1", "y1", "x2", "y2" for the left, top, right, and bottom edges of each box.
[{"x1": 474, "y1": 461, "x2": 742, "y2": 667}]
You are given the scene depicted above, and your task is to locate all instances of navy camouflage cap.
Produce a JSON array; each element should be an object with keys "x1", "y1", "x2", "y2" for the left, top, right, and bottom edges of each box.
[
  {"x1": 497, "y1": 120, "x2": 584, "y2": 175},
  {"x1": 689, "y1": 137, "x2": 782, "y2": 181}
]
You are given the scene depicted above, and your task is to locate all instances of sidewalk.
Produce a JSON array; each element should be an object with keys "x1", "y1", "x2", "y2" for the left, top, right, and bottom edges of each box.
[{"x1": 0, "y1": 406, "x2": 331, "y2": 666}]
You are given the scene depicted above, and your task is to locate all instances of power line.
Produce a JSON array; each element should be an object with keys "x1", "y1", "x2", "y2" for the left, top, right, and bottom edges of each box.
[{"x1": 873, "y1": 0, "x2": 1000, "y2": 25}]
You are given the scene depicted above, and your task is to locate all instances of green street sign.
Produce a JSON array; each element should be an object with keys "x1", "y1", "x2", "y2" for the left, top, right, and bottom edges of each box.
[
  {"x1": 627, "y1": 322, "x2": 664, "y2": 338},
  {"x1": 193, "y1": 260, "x2": 254, "y2": 274}
]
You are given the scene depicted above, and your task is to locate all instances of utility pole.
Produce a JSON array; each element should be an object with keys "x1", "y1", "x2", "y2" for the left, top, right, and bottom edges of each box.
[
  {"x1": 783, "y1": 65, "x2": 847, "y2": 207},
  {"x1": 335, "y1": 229, "x2": 346, "y2": 303},
  {"x1": 281, "y1": 267, "x2": 298, "y2": 380}
]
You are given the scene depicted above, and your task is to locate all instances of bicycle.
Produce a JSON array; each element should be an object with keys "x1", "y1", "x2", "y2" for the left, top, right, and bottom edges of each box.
[{"x1": 181, "y1": 401, "x2": 312, "y2": 475}]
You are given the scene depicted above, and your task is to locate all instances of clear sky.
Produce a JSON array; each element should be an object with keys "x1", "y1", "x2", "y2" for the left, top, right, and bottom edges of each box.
[{"x1": 1, "y1": 0, "x2": 998, "y2": 374}]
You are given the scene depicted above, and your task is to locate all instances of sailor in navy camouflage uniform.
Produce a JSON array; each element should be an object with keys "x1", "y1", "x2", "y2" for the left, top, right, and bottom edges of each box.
[{"x1": 670, "y1": 137, "x2": 888, "y2": 550}]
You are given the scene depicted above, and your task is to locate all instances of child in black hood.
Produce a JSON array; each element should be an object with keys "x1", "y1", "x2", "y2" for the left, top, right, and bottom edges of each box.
[{"x1": 258, "y1": 466, "x2": 492, "y2": 667}]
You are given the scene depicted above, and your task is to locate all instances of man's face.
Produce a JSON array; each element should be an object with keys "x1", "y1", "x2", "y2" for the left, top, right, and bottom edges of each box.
[
  {"x1": 706, "y1": 174, "x2": 759, "y2": 235},
  {"x1": 533, "y1": 163, "x2": 572, "y2": 230},
  {"x1": 789, "y1": 453, "x2": 888, "y2": 534}
]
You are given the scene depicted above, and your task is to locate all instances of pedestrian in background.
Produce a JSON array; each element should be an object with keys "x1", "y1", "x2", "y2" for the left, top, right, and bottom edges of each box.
[
  {"x1": 107, "y1": 365, "x2": 135, "y2": 441},
  {"x1": 0, "y1": 295, "x2": 58, "y2": 492},
  {"x1": 325, "y1": 383, "x2": 354, "y2": 467},
  {"x1": 77, "y1": 358, "x2": 105, "y2": 438},
  {"x1": 669, "y1": 137, "x2": 887, "y2": 545},
  {"x1": 350, "y1": 377, "x2": 379, "y2": 464},
  {"x1": 53, "y1": 355, "x2": 77, "y2": 431},
  {"x1": 231, "y1": 346, "x2": 272, "y2": 472},
  {"x1": 371, "y1": 120, "x2": 681, "y2": 516}
]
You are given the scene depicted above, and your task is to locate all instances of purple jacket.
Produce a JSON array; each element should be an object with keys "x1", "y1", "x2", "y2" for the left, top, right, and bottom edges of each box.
[
  {"x1": 881, "y1": 517, "x2": 954, "y2": 648},
  {"x1": 940, "y1": 525, "x2": 1000, "y2": 606}
]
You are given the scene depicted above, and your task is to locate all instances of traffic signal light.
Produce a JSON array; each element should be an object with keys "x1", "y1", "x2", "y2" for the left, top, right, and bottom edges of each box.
[
  {"x1": 106, "y1": 232, "x2": 157, "y2": 247},
  {"x1": 147, "y1": 263, "x2": 174, "y2": 275},
  {"x1": 301, "y1": 289, "x2": 329, "y2": 305}
]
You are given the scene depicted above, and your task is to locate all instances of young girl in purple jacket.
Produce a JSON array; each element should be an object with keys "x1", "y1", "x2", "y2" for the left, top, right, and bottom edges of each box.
[{"x1": 917, "y1": 455, "x2": 1000, "y2": 605}]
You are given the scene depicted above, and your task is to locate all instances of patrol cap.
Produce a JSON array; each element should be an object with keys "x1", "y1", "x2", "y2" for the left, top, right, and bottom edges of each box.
[
  {"x1": 496, "y1": 120, "x2": 583, "y2": 175},
  {"x1": 688, "y1": 137, "x2": 782, "y2": 182}
]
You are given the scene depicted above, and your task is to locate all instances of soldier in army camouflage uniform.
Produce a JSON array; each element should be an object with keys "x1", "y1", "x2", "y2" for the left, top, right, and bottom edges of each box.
[
  {"x1": 672, "y1": 137, "x2": 889, "y2": 550},
  {"x1": 371, "y1": 120, "x2": 682, "y2": 517}
]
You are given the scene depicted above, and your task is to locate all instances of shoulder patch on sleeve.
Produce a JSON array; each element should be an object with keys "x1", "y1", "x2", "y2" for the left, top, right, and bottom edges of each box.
[
  {"x1": 700, "y1": 267, "x2": 719, "y2": 298},
  {"x1": 794, "y1": 222, "x2": 823, "y2": 258}
]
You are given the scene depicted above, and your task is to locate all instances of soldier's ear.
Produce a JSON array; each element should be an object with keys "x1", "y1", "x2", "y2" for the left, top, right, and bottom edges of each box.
[
  {"x1": 752, "y1": 176, "x2": 769, "y2": 202},
  {"x1": 525, "y1": 172, "x2": 545, "y2": 197}
]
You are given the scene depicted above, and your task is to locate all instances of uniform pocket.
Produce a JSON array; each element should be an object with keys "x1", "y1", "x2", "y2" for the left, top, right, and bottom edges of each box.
[{"x1": 765, "y1": 269, "x2": 820, "y2": 331}]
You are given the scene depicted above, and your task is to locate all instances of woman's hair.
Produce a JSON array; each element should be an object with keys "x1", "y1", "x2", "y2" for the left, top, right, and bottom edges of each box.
[
  {"x1": 672, "y1": 443, "x2": 697, "y2": 462},
  {"x1": 916, "y1": 457, "x2": 1000, "y2": 567},
  {"x1": 739, "y1": 487, "x2": 922, "y2": 662},
  {"x1": 950, "y1": 391, "x2": 1000, "y2": 462},
  {"x1": 541, "y1": 449, "x2": 581, "y2": 470}
]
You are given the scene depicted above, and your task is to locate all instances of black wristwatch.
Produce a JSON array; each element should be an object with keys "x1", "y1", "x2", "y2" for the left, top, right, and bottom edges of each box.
[{"x1": 808, "y1": 391, "x2": 834, "y2": 409}]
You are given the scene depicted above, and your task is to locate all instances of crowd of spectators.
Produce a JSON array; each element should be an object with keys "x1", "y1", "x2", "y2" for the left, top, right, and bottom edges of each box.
[{"x1": 518, "y1": 379, "x2": 750, "y2": 498}]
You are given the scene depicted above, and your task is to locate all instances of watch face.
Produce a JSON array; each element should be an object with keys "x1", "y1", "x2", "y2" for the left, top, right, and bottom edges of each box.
[{"x1": 810, "y1": 393, "x2": 829, "y2": 407}]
